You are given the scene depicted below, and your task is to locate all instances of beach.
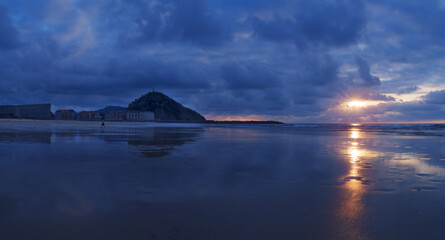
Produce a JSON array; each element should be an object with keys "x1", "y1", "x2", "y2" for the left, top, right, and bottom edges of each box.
[{"x1": 0, "y1": 120, "x2": 444, "y2": 239}]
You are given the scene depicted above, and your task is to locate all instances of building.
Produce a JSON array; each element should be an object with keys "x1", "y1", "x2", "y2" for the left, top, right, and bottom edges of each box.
[
  {"x1": 104, "y1": 111, "x2": 125, "y2": 121},
  {"x1": 0, "y1": 104, "x2": 52, "y2": 120},
  {"x1": 126, "y1": 111, "x2": 154, "y2": 121},
  {"x1": 78, "y1": 110, "x2": 154, "y2": 121},
  {"x1": 54, "y1": 109, "x2": 154, "y2": 121},
  {"x1": 78, "y1": 111, "x2": 101, "y2": 121},
  {"x1": 141, "y1": 111, "x2": 155, "y2": 121},
  {"x1": 55, "y1": 110, "x2": 76, "y2": 120}
]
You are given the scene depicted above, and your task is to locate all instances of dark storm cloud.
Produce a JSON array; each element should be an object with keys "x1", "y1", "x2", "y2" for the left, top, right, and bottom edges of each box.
[
  {"x1": 297, "y1": 54, "x2": 339, "y2": 87},
  {"x1": 188, "y1": 88, "x2": 289, "y2": 117},
  {"x1": 362, "y1": 0, "x2": 445, "y2": 65},
  {"x1": 0, "y1": 3, "x2": 21, "y2": 50},
  {"x1": 368, "y1": 0, "x2": 445, "y2": 43},
  {"x1": 332, "y1": 56, "x2": 394, "y2": 104},
  {"x1": 209, "y1": 0, "x2": 292, "y2": 11},
  {"x1": 221, "y1": 62, "x2": 280, "y2": 89},
  {"x1": 423, "y1": 90, "x2": 445, "y2": 105},
  {"x1": 119, "y1": 0, "x2": 233, "y2": 47},
  {"x1": 355, "y1": 57, "x2": 380, "y2": 87},
  {"x1": 201, "y1": 53, "x2": 342, "y2": 116},
  {"x1": 0, "y1": 37, "x2": 210, "y2": 107},
  {"x1": 397, "y1": 86, "x2": 419, "y2": 95},
  {"x1": 279, "y1": 53, "x2": 341, "y2": 108},
  {"x1": 23, "y1": 57, "x2": 211, "y2": 96},
  {"x1": 251, "y1": 0, "x2": 366, "y2": 47},
  {"x1": 106, "y1": 58, "x2": 211, "y2": 90},
  {"x1": 376, "y1": 100, "x2": 445, "y2": 122}
]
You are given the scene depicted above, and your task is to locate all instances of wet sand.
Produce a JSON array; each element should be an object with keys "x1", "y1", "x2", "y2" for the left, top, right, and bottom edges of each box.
[
  {"x1": 0, "y1": 121, "x2": 444, "y2": 239},
  {"x1": 0, "y1": 119, "x2": 199, "y2": 126}
]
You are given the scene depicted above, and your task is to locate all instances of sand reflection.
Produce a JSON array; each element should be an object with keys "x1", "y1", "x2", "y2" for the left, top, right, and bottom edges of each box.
[
  {"x1": 389, "y1": 153, "x2": 445, "y2": 176},
  {"x1": 350, "y1": 128, "x2": 360, "y2": 139},
  {"x1": 343, "y1": 130, "x2": 366, "y2": 210},
  {"x1": 332, "y1": 128, "x2": 369, "y2": 239}
]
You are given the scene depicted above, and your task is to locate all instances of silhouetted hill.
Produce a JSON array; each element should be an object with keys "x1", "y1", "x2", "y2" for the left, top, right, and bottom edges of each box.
[
  {"x1": 128, "y1": 92, "x2": 206, "y2": 122},
  {"x1": 96, "y1": 106, "x2": 127, "y2": 113}
]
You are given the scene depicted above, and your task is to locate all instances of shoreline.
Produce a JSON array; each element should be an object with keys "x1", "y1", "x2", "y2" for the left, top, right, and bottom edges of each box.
[
  {"x1": 0, "y1": 118, "x2": 283, "y2": 125},
  {"x1": 0, "y1": 119, "x2": 176, "y2": 126},
  {"x1": 1, "y1": 119, "x2": 443, "y2": 126}
]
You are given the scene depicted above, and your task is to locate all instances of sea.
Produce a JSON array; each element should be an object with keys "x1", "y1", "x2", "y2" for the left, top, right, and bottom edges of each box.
[{"x1": 0, "y1": 121, "x2": 444, "y2": 240}]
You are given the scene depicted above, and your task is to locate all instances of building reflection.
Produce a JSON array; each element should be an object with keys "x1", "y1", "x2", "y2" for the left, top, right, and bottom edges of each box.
[
  {"x1": 127, "y1": 127, "x2": 203, "y2": 158},
  {"x1": 0, "y1": 126, "x2": 203, "y2": 159},
  {"x1": 0, "y1": 130, "x2": 51, "y2": 144}
]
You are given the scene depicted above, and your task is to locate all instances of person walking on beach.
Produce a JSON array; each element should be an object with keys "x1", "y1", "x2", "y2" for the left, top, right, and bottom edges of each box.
[{"x1": 101, "y1": 114, "x2": 105, "y2": 127}]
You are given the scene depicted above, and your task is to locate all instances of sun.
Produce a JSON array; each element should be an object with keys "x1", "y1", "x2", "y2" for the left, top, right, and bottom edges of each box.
[
  {"x1": 347, "y1": 101, "x2": 367, "y2": 108},
  {"x1": 344, "y1": 100, "x2": 382, "y2": 109},
  {"x1": 339, "y1": 99, "x2": 382, "y2": 111}
]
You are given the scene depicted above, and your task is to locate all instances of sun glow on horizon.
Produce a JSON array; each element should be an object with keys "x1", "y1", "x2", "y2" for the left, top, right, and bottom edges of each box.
[
  {"x1": 343, "y1": 100, "x2": 382, "y2": 110},
  {"x1": 347, "y1": 101, "x2": 367, "y2": 108}
]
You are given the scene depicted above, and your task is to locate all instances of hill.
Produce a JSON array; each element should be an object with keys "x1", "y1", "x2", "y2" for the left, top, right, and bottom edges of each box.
[
  {"x1": 128, "y1": 92, "x2": 206, "y2": 122},
  {"x1": 96, "y1": 106, "x2": 127, "y2": 114}
]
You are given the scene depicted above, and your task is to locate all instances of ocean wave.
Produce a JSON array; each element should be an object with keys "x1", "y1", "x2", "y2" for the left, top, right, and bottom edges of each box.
[{"x1": 287, "y1": 123, "x2": 445, "y2": 137}]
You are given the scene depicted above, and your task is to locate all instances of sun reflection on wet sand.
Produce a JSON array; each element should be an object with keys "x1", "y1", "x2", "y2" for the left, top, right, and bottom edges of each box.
[
  {"x1": 332, "y1": 127, "x2": 445, "y2": 240},
  {"x1": 348, "y1": 146, "x2": 361, "y2": 178},
  {"x1": 343, "y1": 129, "x2": 366, "y2": 214},
  {"x1": 332, "y1": 128, "x2": 369, "y2": 239},
  {"x1": 350, "y1": 128, "x2": 360, "y2": 139}
]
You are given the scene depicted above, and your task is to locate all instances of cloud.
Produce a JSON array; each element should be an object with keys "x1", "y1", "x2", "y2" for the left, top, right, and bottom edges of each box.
[
  {"x1": 0, "y1": 3, "x2": 21, "y2": 50},
  {"x1": 187, "y1": 88, "x2": 289, "y2": 117},
  {"x1": 368, "y1": 0, "x2": 445, "y2": 45},
  {"x1": 209, "y1": 0, "x2": 292, "y2": 11},
  {"x1": 423, "y1": 90, "x2": 445, "y2": 104},
  {"x1": 363, "y1": 0, "x2": 445, "y2": 63},
  {"x1": 39, "y1": 58, "x2": 211, "y2": 96},
  {"x1": 221, "y1": 62, "x2": 281, "y2": 89},
  {"x1": 195, "y1": 53, "x2": 343, "y2": 117},
  {"x1": 329, "y1": 56, "x2": 395, "y2": 104},
  {"x1": 355, "y1": 57, "x2": 381, "y2": 87},
  {"x1": 397, "y1": 86, "x2": 419, "y2": 95},
  {"x1": 1, "y1": 0, "x2": 444, "y2": 122},
  {"x1": 119, "y1": 0, "x2": 233, "y2": 47},
  {"x1": 296, "y1": 54, "x2": 339, "y2": 87},
  {"x1": 251, "y1": 0, "x2": 366, "y2": 48},
  {"x1": 379, "y1": 101, "x2": 445, "y2": 122},
  {"x1": 0, "y1": 39, "x2": 211, "y2": 108},
  {"x1": 340, "y1": 90, "x2": 445, "y2": 122}
]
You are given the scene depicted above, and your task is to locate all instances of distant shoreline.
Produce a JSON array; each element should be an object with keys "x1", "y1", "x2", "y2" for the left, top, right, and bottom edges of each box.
[
  {"x1": 2, "y1": 119, "x2": 444, "y2": 126},
  {"x1": 204, "y1": 120, "x2": 283, "y2": 124}
]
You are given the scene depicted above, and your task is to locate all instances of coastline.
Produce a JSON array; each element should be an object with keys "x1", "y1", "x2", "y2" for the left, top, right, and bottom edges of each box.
[
  {"x1": 0, "y1": 118, "x2": 283, "y2": 126},
  {"x1": 0, "y1": 119, "x2": 171, "y2": 126}
]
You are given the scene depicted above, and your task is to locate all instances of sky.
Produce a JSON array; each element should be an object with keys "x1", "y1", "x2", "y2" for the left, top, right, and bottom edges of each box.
[{"x1": 0, "y1": 0, "x2": 444, "y2": 123}]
